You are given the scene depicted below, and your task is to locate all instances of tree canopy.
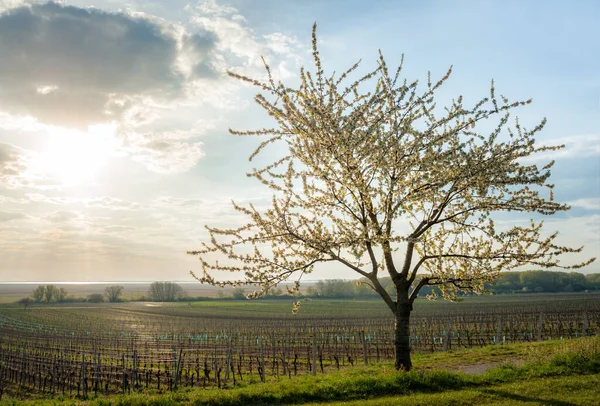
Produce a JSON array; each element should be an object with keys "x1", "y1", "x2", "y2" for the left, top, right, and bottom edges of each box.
[
  {"x1": 148, "y1": 282, "x2": 184, "y2": 302},
  {"x1": 189, "y1": 25, "x2": 595, "y2": 370},
  {"x1": 104, "y1": 285, "x2": 124, "y2": 302},
  {"x1": 32, "y1": 285, "x2": 67, "y2": 303}
]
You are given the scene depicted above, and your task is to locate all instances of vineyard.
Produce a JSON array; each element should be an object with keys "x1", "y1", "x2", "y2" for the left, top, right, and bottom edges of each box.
[{"x1": 0, "y1": 293, "x2": 598, "y2": 400}]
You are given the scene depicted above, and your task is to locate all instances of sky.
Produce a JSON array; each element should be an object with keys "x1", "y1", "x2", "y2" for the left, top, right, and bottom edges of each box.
[{"x1": 0, "y1": 0, "x2": 598, "y2": 283}]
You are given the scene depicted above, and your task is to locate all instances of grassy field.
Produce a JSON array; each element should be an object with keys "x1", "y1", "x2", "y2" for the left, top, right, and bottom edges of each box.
[
  {"x1": 3, "y1": 290, "x2": 595, "y2": 316},
  {"x1": 1, "y1": 337, "x2": 598, "y2": 405}
]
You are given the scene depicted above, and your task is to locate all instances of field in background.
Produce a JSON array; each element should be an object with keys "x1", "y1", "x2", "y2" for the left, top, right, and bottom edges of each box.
[
  {"x1": 0, "y1": 293, "x2": 598, "y2": 401},
  {"x1": 0, "y1": 282, "x2": 308, "y2": 303},
  {"x1": 0, "y1": 283, "x2": 225, "y2": 303}
]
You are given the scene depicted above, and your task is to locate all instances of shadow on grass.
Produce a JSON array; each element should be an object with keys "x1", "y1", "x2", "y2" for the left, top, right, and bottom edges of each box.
[{"x1": 481, "y1": 389, "x2": 577, "y2": 406}]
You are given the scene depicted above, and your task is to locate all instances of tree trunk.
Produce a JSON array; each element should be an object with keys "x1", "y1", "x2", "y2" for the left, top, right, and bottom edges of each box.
[{"x1": 394, "y1": 303, "x2": 412, "y2": 371}]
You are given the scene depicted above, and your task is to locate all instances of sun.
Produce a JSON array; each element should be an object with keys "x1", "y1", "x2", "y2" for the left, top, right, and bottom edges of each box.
[{"x1": 32, "y1": 124, "x2": 118, "y2": 186}]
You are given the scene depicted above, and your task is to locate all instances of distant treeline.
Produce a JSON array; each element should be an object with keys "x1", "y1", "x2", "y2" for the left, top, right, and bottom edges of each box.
[
  {"x1": 180, "y1": 271, "x2": 600, "y2": 300},
  {"x1": 299, "y1": 271, "x2": 600, "y2": 299},
  {"x1": 16, "y1": 271, "x2": 600, "y2": 306},
  {"x1": 18, "y1": 281, "x2": 184, "y2": 305}
]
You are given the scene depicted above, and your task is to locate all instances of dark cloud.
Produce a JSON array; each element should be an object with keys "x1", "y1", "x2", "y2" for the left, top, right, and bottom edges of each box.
[
  {"x1": 183, "y1": 32, "x2": 220, "y2": 79},
  {"x1": 0, "y1": 2, "x2": 219, "y2": 128}
]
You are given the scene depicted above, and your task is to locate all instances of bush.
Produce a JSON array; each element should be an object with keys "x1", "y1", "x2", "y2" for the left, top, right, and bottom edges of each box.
[{"x1": 87, "y1": 293, "x2": 104, "y2": 303}]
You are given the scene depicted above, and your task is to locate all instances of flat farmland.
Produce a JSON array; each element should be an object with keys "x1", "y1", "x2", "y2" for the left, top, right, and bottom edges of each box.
[{"x1": 0, "y1": 293, "x2": 598, "y2": 401}]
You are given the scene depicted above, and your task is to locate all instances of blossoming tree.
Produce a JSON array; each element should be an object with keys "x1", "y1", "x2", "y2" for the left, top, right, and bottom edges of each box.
[{"x1": 189, "y1": 25, "x2": 595, "y2": 371}]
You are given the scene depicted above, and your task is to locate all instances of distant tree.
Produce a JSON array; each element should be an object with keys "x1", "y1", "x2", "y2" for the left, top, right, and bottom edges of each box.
[
  {"x1": 148, "y1": 282, "x2": 183, "y2": 302},
  {"x1": 488, "y1": 270, "x2": 595, "y2": 294},
  {"x1": 567, "y1": 272, "x2": 587, "y2": 291},
  {"x1": 32, "y1": 285, "x2": 45, "y2": 303},
  {"x1": 586, "y1": 273, "x2": 600, "y2": 290},
  {"x1": 31, "y1": 285, "x2": 67, "y2": 303},
  {"x1": 56, "y1": 287, "x2": 68, "y2": 303},
  {"x1": 87, "y1": 293, "x2": 104, "y2": 303},
  {"x1": 44, "y1": 285, "x2": 57, "y2": 303},
  {"x1": 188, "y1": 26, "x2": 595, "y2": 371},
  {"x1": 266, "y1": 287, "x2": 283, "y2": 297},
  {"x1": 313, "y1": 280, "x2": 355, "y2": 298},
  {"x1": 354, "y1": 280, "x2": 376, "y2": 297},
  {"x1": 232, "y1": 287, "x2": 246, "y2": 299},
  {"x1": 17, "y1": 297, "x2": 32, "y2": 309},
  {"x1": 105, "y1": 285, "x2": 125, "y2": 302}
]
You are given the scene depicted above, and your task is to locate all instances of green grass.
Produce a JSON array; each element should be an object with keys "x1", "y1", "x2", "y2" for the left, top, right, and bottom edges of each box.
[
  {"x1": 140, "y1": 293, "x2": 600, "y2": 318},
  {"x1": 308, "y1": 375, "x2": 600, "y2": 405},
  {"x1": 2, "y1": 337, "x2": 598, "y2": 406}
]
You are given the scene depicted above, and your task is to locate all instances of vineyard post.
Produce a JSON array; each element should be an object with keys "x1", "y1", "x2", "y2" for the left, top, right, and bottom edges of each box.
[
  {"x1": 19, "y1": 346, "x2": 26, "y2": 391},
  {"x1": 442, "y1": 329, "x2": 448, "y2": 351},
  {"x1": 311, "y1": 328, "x2": 317, "y2": 376},
  {"x1": 95, "y1": 352, "x2": 100, "y2": 396},
  {"x1": 583, "y1": 312, "x2": 589, "y2": 337},
  {"x1": 176, "y1": 347, "x2": 183, "y2": 390},
  {"x1": 37, "y1": 354, "x2": 42, "y2": 391},
  {"x1": 172, "y1": 347, "x2": 178, "y2": 389},
  {"x1": 496, "y1": 317, "x2": 502, "y2": 345},
  {"x1": 334, "y1": 334, "x2": 339, "y2": 370},
  {"x1": 260, "y1": 338, "x2": 265, "y2": 382},
  {"x1": 271, "y1": 334, "x2": 276, "y2": 376},
  {"x1": 480, "y1": 319, "x2": 485, "y2": 345},
  {"x1": 281, "y1": 340, "x2": 292, "y2": 378},
  {"x1": 361, "y1": 331, "x2": 368, "y2": 365},
  {"x1": 121, "y1": 354, "x2": 125, "y2": 394},
  {"x1": 342, "y1": 333, "x2": 347, "y2": 366},
  {"x1": 0, "y1": 351, "x2": 4, "y2": 399},
  {"x1": 537, "y1": 313, "x2": 543, "y2": 341},
  {"x1": 81, "y1": 353, "x2": 86, "y2": 398},
  {"x1": 0, "y1": 352, "x2": 3, "y2": 401},
  {"x1": 52, "y1": 355, "x2": 57, "y2": 394},
  {"x1": 224, "y1": 339, "x2": 230, "y2": 381},
  {"x1": 212, "y1": 342, "x2": 217, "y2": 385},
  {"x1": 133, "y1": 349, "x2": 138, "y2": 389},
  {"x1": 239, "y1": 335, "x2": 245, "y2": 381},
  {"x1": 375, "y1": 331, "x2": 380, "y2": 363}
]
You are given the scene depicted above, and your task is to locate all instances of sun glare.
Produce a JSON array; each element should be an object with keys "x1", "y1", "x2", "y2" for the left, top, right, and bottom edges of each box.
[{"x1": 32, "y1": 124, "x2": 118, "y2": 186}]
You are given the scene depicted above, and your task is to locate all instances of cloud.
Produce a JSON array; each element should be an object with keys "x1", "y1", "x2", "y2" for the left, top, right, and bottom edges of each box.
[
  {"x1": 0, "y1": 142, "x2": 56, "y2": 189},
  {"x1": 569, "y1": 197, "x2": 600, "y2": 210},
  {"x1": 23, "y1": 193, "x2": 143, "y2": 210},
  {"x1": 103, "y1": 225, "x2": 136, "y2": 233},
  {"x1": 0, "y1": 211, "x2": 26, "y2": 222},
  {"x1": 187, "y1": 0, "x2": 304, "y2": 79},
  {"x1": 0, "y1": 194, "x2": 29, "y2": 204},
  {"x1": 0, "y1": 1, "x2": 306, "y2": 175},
  {"x1": 44, "y1": 210, "x2": 80, "y2": 223},
  {"x1": 0, "y1": 142, "x2": 28, "y2": 187},
  {"x1": 85, "y1": 197, "x2": 142, "y2": 211},
  {"x1": 0, "y1": 2, "x2": 220, "y2": 129},
  {"x1": 124, "y1": 135, "x2": 204, "y2": 174},
  {"x1": 528, "y1": 134, "x2": 600, "y2": 162},
  {"x1": 24, "y1": 193, "x2": 76, "y2": 205},
  {"x1": 0, "y1": 0, "x2": 22, "y2": 12}
]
